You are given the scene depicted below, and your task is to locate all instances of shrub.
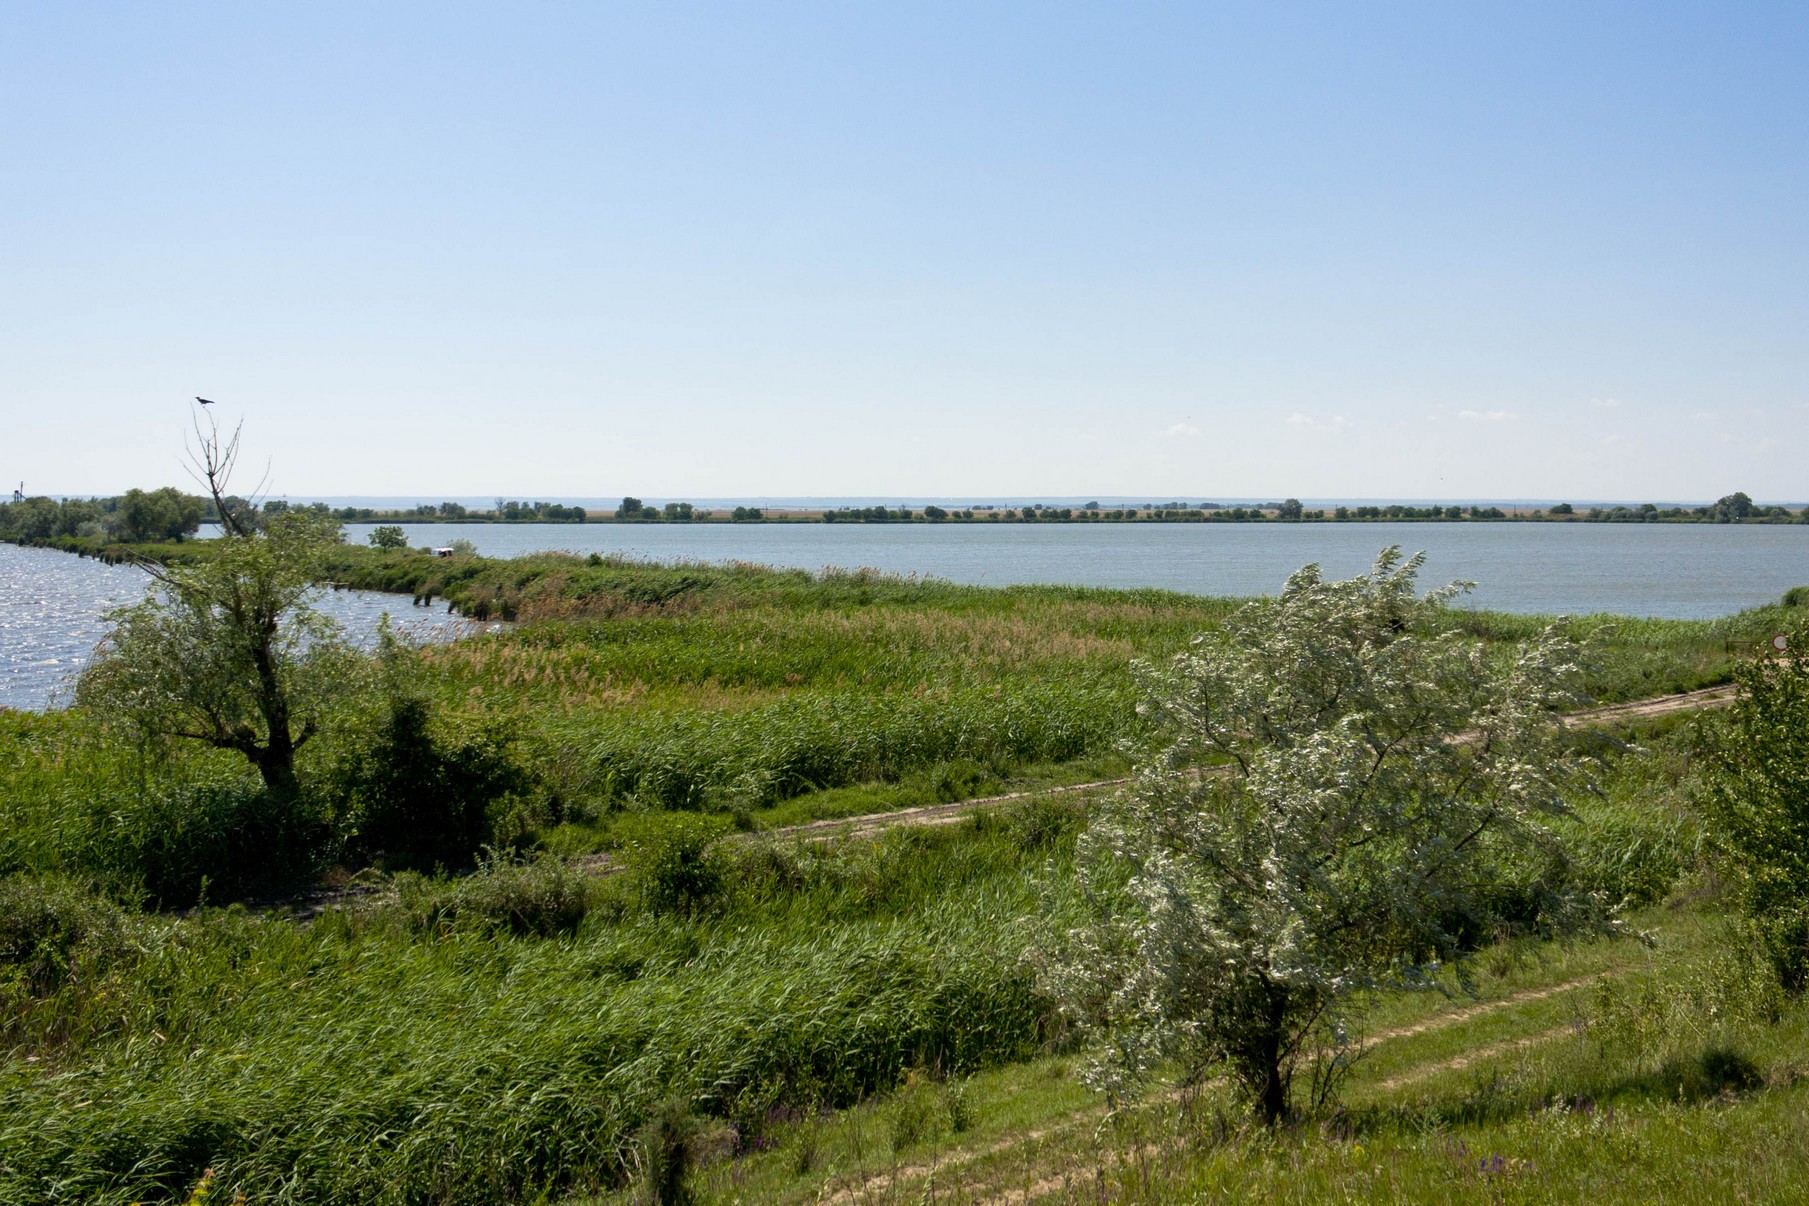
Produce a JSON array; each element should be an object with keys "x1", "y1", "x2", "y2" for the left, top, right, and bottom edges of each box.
[
  {"x1": 930, "y1": 757, "x2": 996, "y2": 803},
  {"x1": 326, "y1": 695, "x2": 529, "y2": 871},
  {"x1": 1652, "y1": 1045, "x2": 1765, "y2": 1100},
  {"x1": 636, "y1": 1096, "x2": 703, "y2": 1205},
  {"x1": 0, "y1": 874, "x2": 133, "y2": 996},
  {"x1": 1004, "y1": 795, "x2": 1085, "y2": 852},
  {"x1": 94, "y1": 780, "x2": 321, "y2": 907},
  {"x1": 889, "y1": 1070, "x2": 941, "y2": 1152},
  {"x1": 1695, "y1": 629, "x2": 1809, "y2": 989},
  {"x1": 627, "y1": 816, "x2": 729, "y2": 913},
  {"x1": 398, "y1": 850, "x2": 590, "y2": 937}
]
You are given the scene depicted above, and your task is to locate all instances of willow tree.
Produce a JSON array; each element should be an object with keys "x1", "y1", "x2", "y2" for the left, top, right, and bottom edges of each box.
[
  {"x1": 76, "y1": 418, "x2": 359, "y2": 800},
  {"x1": 1046, "y1": 549, "x2": 1607, "y2": 1123}
]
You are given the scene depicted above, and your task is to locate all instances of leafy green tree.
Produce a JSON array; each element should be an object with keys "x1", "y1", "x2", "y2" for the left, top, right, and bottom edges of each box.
[
  {"x1": 1697, "y1": 630, "x2": 1809, "y2": 990},
  {"x1": 76, "y1": 420, "x2": 361, "y2": 801},
  {"x1": 1709, "y1": 491, "x2": 1756, "y2": 523},
  {"x1": 368, "y1": 524, "x2": 408, "y2": 550},
  {"x1": 109, "y1": 487, "x2": 207, "y2": 542},
  {"x1": 617, "y1": 496, "x2": 643, "y2": 520},
  {"x1": 1045, "y1": 550, "x2": 1602, "y2": 1123}
]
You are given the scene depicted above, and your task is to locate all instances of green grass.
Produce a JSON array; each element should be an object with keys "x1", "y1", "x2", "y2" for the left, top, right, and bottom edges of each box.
[
  {"x1": 0, "y1": 721, "x2": 1741, "y2": 1205},
  {"x1": 656, "y1": 899, "x2": 1809, "y2": 1205},
  {"x1": 4, "y1": 548, "x2": 1804, "y2": 1203},
  {"x1": 0, "y1": 553, "x2": 1774, "y2": 910},
  {"x1": 363, "y1": 556, "x2": 1792, "y2": 833},
  {"x1": 0, "y1": 804, "x2": 1087, "y2": 1205}
]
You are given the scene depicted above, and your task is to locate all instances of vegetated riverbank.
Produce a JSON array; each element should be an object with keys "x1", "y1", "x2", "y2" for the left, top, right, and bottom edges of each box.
[{"x1": 4, "y1": 543, "x2": 1808, "y2": 1202}]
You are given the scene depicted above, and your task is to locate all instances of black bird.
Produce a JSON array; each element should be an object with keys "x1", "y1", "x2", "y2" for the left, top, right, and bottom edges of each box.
[{"x1": 195, "y1": 396, "x2": 216, "y2": 405}]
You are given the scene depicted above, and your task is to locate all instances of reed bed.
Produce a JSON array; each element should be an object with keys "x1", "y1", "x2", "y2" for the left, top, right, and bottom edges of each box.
[{"x1": 0, "y1": 814, "x2": 1075, "y2": 1205}]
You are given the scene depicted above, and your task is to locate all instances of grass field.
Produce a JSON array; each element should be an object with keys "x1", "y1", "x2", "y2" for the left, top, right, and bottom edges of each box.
[
  {"x1": 645, "y1": 852, "x2": 1808, "y2": 1204},
  {"x1": 3, "y1": 548, "x2": 1807, "y2": 1203}
]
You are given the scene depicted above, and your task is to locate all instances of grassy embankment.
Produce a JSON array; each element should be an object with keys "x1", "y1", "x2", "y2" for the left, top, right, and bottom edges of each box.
[{"x1": 3, "y1": 547, "x2": 1806, "y2": 1202}]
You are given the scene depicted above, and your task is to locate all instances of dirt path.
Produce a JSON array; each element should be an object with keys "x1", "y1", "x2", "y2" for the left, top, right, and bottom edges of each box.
[
  {"x1": 815, "y1": 972, "x2": 1602, "y2": 1204},
  {"x1": 285, "y1": 681, "x2": 1734, "y2": 912},
  {"x1": 1375, "y1": 1025, "x2": 1574, "y2": 1091},
  {"x1": 749, "y1": 681, "x2": 1736, "y2": 849}
]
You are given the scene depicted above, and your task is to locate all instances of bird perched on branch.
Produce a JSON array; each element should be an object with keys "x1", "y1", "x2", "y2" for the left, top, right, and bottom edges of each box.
[{"x1": 195, "y1": 396, "x2": 216, "y2": 406}]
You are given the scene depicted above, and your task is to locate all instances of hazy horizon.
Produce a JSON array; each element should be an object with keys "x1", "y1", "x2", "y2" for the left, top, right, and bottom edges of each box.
[{"x1": 23, "y1": 491, "x2": 1804, "y2": 512}]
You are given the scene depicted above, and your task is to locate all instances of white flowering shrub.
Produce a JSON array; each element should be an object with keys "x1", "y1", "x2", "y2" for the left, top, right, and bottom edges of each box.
[{"x1": 1045, "y1": 549, "x2": 1608, "y2": 1122}]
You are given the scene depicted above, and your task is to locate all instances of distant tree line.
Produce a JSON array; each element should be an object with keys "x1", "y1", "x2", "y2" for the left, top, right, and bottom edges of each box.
[
  {"x1": 0, "y1": 488, "x2": 209, "y2": 544},
  {"x1": 823, "y1": 506, "x2": 920, "y2": 523},
  {"x1": 7, "y1": 488, "x2": 1801, "y2": 545},
  {"x1": 321, "y1": 500, "x2": 587, "y2": 523},
  {"x1": 811, "y1": 492, "x2": 1805, "y2": 524},
  {"x1": 612, "y1": 497, "x2": 718, "y2": 522}
]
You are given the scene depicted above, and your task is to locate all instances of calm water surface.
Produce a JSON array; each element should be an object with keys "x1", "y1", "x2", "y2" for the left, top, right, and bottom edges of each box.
[
  {"x1": 348, "y1": 521, "x2": 1809, "y2": 618},
  {"x1": 6, "y1": 523, "x2": 1806, "y2": 711},
  {"x1": 0, "y1": 543, "x2": 471, "y2": 711}
]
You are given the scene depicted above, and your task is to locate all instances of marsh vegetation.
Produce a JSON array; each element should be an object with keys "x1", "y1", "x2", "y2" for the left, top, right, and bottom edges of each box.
[{"x1": 2, "y1": 523, "x2": 1807, "y2": 1202}]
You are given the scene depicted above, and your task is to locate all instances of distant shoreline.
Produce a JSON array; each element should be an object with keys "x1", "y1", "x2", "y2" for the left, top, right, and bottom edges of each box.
[{"x1": 316, "y1": 501, "x2": 1805, "y2": 526}]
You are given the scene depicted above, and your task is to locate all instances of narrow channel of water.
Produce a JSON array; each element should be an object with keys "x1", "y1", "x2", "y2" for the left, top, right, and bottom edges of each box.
[{"x1": 0, "y1": 543, "x2": 473, "y2": 712}]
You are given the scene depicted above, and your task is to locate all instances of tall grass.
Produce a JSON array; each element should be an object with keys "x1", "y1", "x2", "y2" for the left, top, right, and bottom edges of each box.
[{"x1": 0, "y1": 811, "x2": 1080, "y2": 1204}]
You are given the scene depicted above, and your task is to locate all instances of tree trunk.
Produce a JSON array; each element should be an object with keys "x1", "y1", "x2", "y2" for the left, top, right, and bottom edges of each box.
[
  {"x1": 253, "y1": 733, "x2": 300, "y2": 801},
  {"x1": 1254, "y1": 985, "x2": 1290, "y2": 1126}
]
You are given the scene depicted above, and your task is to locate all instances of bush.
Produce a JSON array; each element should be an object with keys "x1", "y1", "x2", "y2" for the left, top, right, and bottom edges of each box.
[
  {"x1": 1652, "y1": 1045, "x2": 1765, "y2": 1100},
  {"x1": 1753, "y1": 908, "x2": 1809, "y2": 995},
  {"x1": 1695, "y1": 631, "x2": 1809, "y2": 989},
  {"x1": 326, "y1": 695, "x2": 529, "y2": 871},
  {"x1": 398, "y1": 851, "x2": 590, "y2": 937},
  {"x1": 0, "y1": 874, "x2": 133, "y2": 996},
  {"x1": 635, "y1": 1096, "x2": 703, "y2": 1205},
  {"x1": 1783, "y1": 585, "x2": 1809, "y2": 608},
  {"x1": 626, "y1": 816, "x2": 729, "y2": 913},
  {"x1": 95, "y1": 780, "x2": 321, "y2": 907}
]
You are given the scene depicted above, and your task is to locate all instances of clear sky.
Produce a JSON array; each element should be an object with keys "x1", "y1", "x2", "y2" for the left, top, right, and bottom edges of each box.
[{"x1": 5, "y1": 2, "x2": 1805, "y2": 501}]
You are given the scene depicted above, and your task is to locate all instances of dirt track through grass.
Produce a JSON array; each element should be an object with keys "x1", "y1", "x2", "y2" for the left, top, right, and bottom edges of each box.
[
  {"x1": 758, "y1": 681, "x2": 1736, "y2": 845},
  {"x1": 815, "y1": 973, "x2": 1607, "y2": 1205},
  {"x1": 273, "y1": 682, "x2": 1734, "y2": 917}
]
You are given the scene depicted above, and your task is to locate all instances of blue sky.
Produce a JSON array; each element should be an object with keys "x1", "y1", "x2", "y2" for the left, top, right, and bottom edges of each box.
[{"x1": 4, "y1": 2, "x2": 1805, "y2": 500}]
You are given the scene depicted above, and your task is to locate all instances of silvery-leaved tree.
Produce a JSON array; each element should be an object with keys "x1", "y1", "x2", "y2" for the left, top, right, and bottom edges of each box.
[
  {"x1": 1044, "y1": 548, "x2": 1607, "y2": 1123},
  {"x1": 76, "y1": 415, "x2": 360, "y2": 802}
]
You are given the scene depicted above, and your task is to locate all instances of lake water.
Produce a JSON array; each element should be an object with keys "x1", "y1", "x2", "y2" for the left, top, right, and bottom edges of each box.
[
  {"x1": 344, "y1": 521, "x2": 1809, "y2": 618},
  {"x1": 0, "y1": 543, "x2": 473, "y2": 712},
  {"x1": 6, "y1": 522, "x2": 1806, "y2": 712}
]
